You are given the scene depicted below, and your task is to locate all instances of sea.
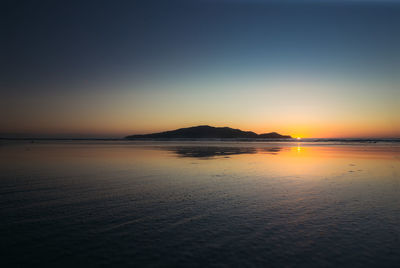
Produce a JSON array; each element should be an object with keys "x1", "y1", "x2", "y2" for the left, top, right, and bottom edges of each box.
[{"x1": 1, "y1": 140, "x2": 399, "y2": 267}]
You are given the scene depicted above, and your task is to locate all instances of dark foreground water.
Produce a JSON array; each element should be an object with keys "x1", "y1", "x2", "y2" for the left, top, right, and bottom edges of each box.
[{"x1": 1, "y1": 141, "x2": 399, "y2": 267}]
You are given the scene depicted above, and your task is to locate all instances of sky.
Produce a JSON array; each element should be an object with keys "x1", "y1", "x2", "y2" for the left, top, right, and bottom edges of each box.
[{"x1": 1, "y1": 0, "x2": 399, "y2": 138}]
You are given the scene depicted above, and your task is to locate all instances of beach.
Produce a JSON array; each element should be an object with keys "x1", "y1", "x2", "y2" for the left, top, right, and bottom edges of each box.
[{"x1": 1, "y1": 141, "x2": 399, "y2": 266}]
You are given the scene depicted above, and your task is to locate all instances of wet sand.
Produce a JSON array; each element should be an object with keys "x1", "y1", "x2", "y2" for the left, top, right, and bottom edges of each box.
[{"x1": 1, "y1": 141, "x2": 399, "y2": 266}]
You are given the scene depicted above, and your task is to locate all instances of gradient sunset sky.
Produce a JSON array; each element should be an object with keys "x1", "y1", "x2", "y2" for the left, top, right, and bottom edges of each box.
[{"x1": 2, "y1": 0, "x2": 400, "y2": 138}]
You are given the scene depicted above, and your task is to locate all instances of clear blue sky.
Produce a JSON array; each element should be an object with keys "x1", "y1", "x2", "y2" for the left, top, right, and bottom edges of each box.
[{"x1": 1, "y1": 0, "x2": 399, "y2": 138}]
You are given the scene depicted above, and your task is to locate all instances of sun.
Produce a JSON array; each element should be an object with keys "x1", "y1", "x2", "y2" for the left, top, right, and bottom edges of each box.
[{"x1": 296, "y1": 137, "x2": 301, "y2": 140}]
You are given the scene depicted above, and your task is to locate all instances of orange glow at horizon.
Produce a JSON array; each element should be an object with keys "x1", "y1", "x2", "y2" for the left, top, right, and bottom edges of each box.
[
  {"x1": 1, "y1": 74, "x2": 399, "y2": 138},
  {"x1": 2, "y1": 121, "x2": 398, "y2": 139}
]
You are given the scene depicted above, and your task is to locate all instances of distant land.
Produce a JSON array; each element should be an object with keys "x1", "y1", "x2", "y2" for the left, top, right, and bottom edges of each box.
[{"x1": 125, "y1": 125, "x2": 292, "y2": 140}]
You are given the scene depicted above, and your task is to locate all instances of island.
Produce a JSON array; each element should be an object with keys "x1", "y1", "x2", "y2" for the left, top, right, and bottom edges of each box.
[{"x1": 125, "y1": 125, "x2": 292, "y2": 139}]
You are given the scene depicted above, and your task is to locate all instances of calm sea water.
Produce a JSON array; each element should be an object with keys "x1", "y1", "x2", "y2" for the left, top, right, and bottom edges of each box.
[{"x1": 1, "y1": 141, "x2": 399, "y2": 267}]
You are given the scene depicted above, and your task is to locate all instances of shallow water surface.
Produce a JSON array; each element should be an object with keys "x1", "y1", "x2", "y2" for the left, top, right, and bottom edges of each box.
[{"x1": 1, "y1": 141, "x2": 399, "y2": 266}]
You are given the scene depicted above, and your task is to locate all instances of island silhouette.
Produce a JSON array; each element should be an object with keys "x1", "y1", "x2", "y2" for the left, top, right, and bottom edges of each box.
[{"x1": 125, "y1": 125, "x2": 292, "y2": 139}]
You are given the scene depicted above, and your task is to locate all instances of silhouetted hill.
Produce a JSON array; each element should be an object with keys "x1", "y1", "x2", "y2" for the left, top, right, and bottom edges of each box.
[
  {"x1": 125, "y1": 125, "x2": 292, "y2": 139},
  {"x1": 258, "y1": 132, "x2": 291, "y2": 139}
]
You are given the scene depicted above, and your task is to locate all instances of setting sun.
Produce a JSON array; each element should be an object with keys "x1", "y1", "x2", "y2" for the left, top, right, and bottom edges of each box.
[{"x1": 2, "y1": 0, "x2": 400, "y2": 267}]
